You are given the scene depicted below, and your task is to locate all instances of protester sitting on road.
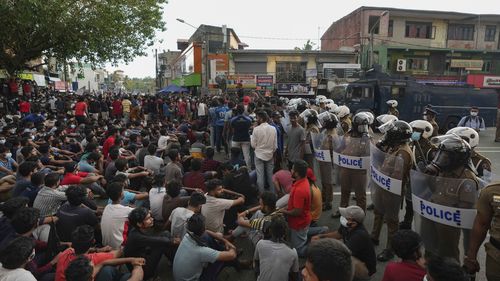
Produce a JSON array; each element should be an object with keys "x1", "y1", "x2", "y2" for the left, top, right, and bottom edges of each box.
[
  {"x1": 381, "y1": 230, "x2": 426, "y2": 281},
  {"x1": 64, "y1": 255, "x2": 145, "y2": 281},
  {"x1": 167, "y1": 192, "x2": 206, "y2": 239},
  {"x1": 425, "y1": 256, "x2": 468, "y2": 281},
  {"x1": 302, "y1": 238, "x2": 354, "y2": 281},
  {"x1": 0, "y1": 236, "x2": 38, "y2": 281}
]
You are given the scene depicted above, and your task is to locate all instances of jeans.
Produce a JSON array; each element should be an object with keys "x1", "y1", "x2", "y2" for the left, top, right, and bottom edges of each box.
[
  {"x1": 95, "y1": 266, "x2": 130, "y2": 281},
  {"x1": 231, "y1": 141, "x2": 251, "y2": 168},
  {"x1": 214, "y1": 125, "x2": 226, "y2": 152},
  {"x1": 255, "y1": 157, "x2": 274, "y2": 194},
  {"x1": 290, "y1": 227, "x2": 309, "y2": 257}
]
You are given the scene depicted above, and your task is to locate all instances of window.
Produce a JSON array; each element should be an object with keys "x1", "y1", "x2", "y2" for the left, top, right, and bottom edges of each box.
[
  {"x1": 275, "y1": 62, "x2": 307, "y2": 83},
  {"x1": 368, "y1": 16, "x2": 380, "y2": 34},
  {"x1": 405, "y1": 22, "x2": 433, "y2": 39},
  {"x1": 388, "y1": 20, "x2": 394, "y2": 37},
  {"x1": 391, "y1": 86, "x2": 406, "y2": 98},
  {"x1": 448, "y1": 24, "x2": 475, "y2": 40},
  {"x1": 407, "y1": 58, "x2": 429, "y2": 71},
  {"x1": 485, "y1": 25, "x2": 497, "y2": 42},
  {"x1": 483, "y1": 61, "x2": 492, "y2": 72}
]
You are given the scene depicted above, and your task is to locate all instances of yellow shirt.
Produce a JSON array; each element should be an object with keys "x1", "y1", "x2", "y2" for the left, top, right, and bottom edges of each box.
[{"x1": 122, "y1": 99, "x2": 132, "y2": 113}]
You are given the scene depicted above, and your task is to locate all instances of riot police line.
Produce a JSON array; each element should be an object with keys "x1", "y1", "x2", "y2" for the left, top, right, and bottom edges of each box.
[{"x1": 282, "y1": 96, "x2": 494, "y2": 270}]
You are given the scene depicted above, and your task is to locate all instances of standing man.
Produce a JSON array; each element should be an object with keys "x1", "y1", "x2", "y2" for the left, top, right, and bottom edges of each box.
[
  {"x1": 281, "y1": 160, "x2": 311, "y2": 257},
  {"x1": 231, "y1": 104, "x2": 252, "y2": 168},
  {"x1": 285, "y1": 110, "x2": 305, "y2": 170},
  {"x1": 122, "y1": 95, "x2": 132, "y2": 123},
  {"x1": 251, "y1": 111, "x2": 277, "y2": 193},
  {"x1": 423, "y1": 106, "x2": 439, "y2": 137},
  {"x1": 214, "y1": 98, "x2": 229, "y2": 154},
  {"x1": 464, "y1": 181, "x2": 500, "y2": 281},
  {"x1": 457, "y1": 106, "x2": 486, "y2": 132},
  {"x1": 386, "y1": 100, "x2": 399, "y2": 117},
  {"x1": 74, "y1": 96, "x2": 88, "y2": 125}
]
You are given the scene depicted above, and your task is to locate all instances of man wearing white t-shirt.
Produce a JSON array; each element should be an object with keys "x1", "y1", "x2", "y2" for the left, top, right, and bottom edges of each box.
[
  {"x1": 101, "y1": 182, "x2": 133, "y2": 249},
  {"x1": 0, "y1": 237, "x2": 37, "y2": 281},
  {"x1": 201, "y1": 179, "x2": 245, "y2": 233},
  {"x1": 143, "y1": 144, "x2": 164, "y2": 175},
  {"x1": 149, "y1": 174, "x2": 167, "y2": 221},
  {"x1": 168, "y1": 192, "x2": 206, "y2": 239}
]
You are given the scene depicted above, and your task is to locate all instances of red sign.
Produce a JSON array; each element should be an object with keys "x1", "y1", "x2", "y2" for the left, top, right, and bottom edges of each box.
[
  {"x1": 54, "y1": 81, "x2": 66, "y2": 90},
  {"x1": 467, "y1": 74, "x2": 500, "y2": 89}
]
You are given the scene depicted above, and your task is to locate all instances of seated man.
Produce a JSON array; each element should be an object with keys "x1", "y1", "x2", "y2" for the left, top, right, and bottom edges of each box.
[
  {"x1": 19, "y1": 172, "x2": 44, "y2": 206},
  {"x1": 201, "y1": 147, "x2": 220, "y2": 173},
  {"x1": 144, "y1": 144, "x2": 164, "y2": 175},
  {"x1": 124, "y1": 207, "x2": 178, "y2": 280},
  {"x1": 254, "y1": 215, "x2": 299, "y2": 281},
  {"x1": 60, "y1": 162, "x2": 106, "y2": 197},
  {"x1": 114, "y1": 158, "x2": 151, "y2": 190},
  {"x1": 173, "y1": 213, "x2": 237, "y2": 281},
  {"x1": 12, "y1": 161, "x2": 37, "y2": 197},
  {"x1": 64, "y1": 255, "x2": 144, "y2": 281},
  {"x1": 311, "y1": 206, "x2": 376, "y2": 280},
  {"x1": 33, "y1": 173, "x2": 67, "y2": 217},
  {"x1": 167, "y1": 192, "x2": 206, "y2": 239},
  {"x1": 302, "y1": 239, "x2": 353, "y2": 281},
  {"x1": 107, "y1": 174, "x2": 148, "y2": 207},
  {"x1": 161, "y1": 181, "x2": 190, "y2": 222},
  {"x1": 0, "y1": 236, "x2": 37, "y2": 281},
  {"x1": 101, "y1": 182, "x2": 134, "y2": 249},
  {"x1": 56, "y1": 185, "x2": 99, "y2": 242},
  {"x1": 382, "y1": 230, "x2": 426, "y2": 281},
  {"x1": 183, "y1": 158, "x2": 211, "y2": 192}
]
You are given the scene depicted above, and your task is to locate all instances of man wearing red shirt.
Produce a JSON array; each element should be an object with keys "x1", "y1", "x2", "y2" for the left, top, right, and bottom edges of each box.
[
  {"x1": 112, "y1": 98, "x2": 123, "y2": 118},
  {"x1": 102, "y1": 127, "x2": 119, "y2": 158},
  {"x1": 74, "y1": 97, "x2": 88, "y2": 124},
  {"x1": 60, "y1": 162, "x2": 106, "y2": 196},
  {"x1": 23, "y1": 81, "x2": 32, "y2": 96},
  {"x1": 381, "y1": 230, "x2": 426, "y2": 281},
  {"x1": 8, "y1": 79, "x2": 18, "y2": 95},
  {"x1": 281, "y1": 160, "x2": 311, "y2": 257},
  {"x1": 19, "y1": 98, "x2": 31, "y2": 117}
]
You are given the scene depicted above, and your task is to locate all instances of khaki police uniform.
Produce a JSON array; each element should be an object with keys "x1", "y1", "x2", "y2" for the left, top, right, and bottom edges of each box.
[
  {"x1": 476, "y1": 183, "x2": 500, "y2": 280},
  {"x1": 305, "y1": 125, "x2": 320, "y2": 169},
  {"x1": 421, "y1": 168, "x2": 478, "y2": 262},
  {"x1": 371, "y1": 143, "x2": 413, "y2": 249},
  {"x1": 387, "y1": 107, "x2": 399, "y2": 118},
  {"x1": 339, "y1": 133, "x2": 370, "y2": 210},
  {"x1": 319, "y1": 129, "x2": 341, "y2": 207},
  {"x1": 471, "y1": 150, "x2": 492, "y2": 178},
  {"x1": 430, "y1": 119, "x2": 439, "y2": 137},
  {"x1": 340, "y1": 117, "x2": 352, "y2": 135}
]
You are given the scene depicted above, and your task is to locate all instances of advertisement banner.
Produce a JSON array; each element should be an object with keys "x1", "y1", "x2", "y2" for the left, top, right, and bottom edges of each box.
[
  {"x1": 483, "y1": 76, "x2": 500, "y2": 88},
  {"x1": 323, "y1": 63, "x2": 361, "y2": 79},
  {"x1": 54, "y1": 81, "x2": 66, "y2": 91},
  {"x1": 227, "y1": 75, "x2": 256, "y2": 89},
  {"x1": 276, "y1": 83, "x2": 312, "y2": 96},
  {"x1": 256, "y1": 75, "x2": 273, "y2": 87}
]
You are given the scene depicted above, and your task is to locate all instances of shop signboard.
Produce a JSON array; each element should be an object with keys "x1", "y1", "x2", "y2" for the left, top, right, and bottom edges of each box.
[
  {"x1": 483, "y1": 76, "x2": 500, "y2": 88},
  {"x1": 227, "y1": 75, "x2": 256, "y2": 88},
  {"x1": 54, "y1": 81, "x2": 66, "y2": 91},
  {"x1": 306, "y1": 69, "x2": 318, "y2": 77},
  {"x1": 256, "y1": 75, "x2": 273, "y2": 87},
  {"x1": 323, "y1": 63, "x2": 361, "y2": 80},
  {"x1": 18, "y1": 73, "x2": 34, "y2": 80},
  {"x1": 450, "y1": 59, "x2": 483, "y2": 70},
  {"x1": 33, "y1": 74, "x2": 46, "y2": 87},
  {"x1": 276, "y1": 83, "x2": 312, "y2": 96}
]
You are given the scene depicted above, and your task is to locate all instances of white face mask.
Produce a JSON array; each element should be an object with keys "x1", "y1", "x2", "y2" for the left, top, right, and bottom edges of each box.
[
  {"x1": 340, "y1": 216, "x2": 349, "y2": 227},
  {"x1": 5, "y1": 153, "x2": 12, "y2": 158},
  {"x1": 31, "y1": 135, "x2": 35, "y2": 140},
  {"x1": 422, "y1": 115, "x2": 428, "y2": 121},
  {"x1": 470, "y1": 112, "x2": 478, "y2": 116},
  {"x1": 70, "y1": 124, "x2": 76, "y2": 129}
]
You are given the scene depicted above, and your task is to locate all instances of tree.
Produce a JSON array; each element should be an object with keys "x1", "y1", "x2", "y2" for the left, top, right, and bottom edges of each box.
[
  {"x1": 124, "y1": 77, "x2": 155, "y2": 92},
  {"x1": 0, "y1": 0, "x2": 167, "y2": 76},
  {"x1": 294, "y1": 39, "x2": 316, "y2": 51}
]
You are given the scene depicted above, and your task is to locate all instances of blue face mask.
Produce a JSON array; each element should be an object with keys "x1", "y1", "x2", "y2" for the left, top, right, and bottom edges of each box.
[{"x1": 411, "y1": 132, "x2": 422, "y2": 141}]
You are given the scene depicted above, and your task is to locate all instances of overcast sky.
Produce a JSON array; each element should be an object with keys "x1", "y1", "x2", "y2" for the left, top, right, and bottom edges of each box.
[{"x1": 109, "y1": 0, "x2": 499, "y2": 78}]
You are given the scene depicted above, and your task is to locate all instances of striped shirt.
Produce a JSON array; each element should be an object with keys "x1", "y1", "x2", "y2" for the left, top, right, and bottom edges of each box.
[{"x1": 33, "y1": 186, "x2": 67, "y2": 217}]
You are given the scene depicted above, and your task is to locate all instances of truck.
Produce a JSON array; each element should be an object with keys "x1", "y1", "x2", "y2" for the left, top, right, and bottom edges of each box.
[{"x1": 330, "y1": 67, "x2": 499, "y2": 132}]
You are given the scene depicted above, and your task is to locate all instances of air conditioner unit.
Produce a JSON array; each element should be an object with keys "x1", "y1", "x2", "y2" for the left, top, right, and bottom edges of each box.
[{"x1": 397, "y1": 59, "x2": 407, "y2": 72}]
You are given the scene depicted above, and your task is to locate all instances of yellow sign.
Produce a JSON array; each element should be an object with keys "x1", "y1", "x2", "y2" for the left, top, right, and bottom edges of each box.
[
  {"x1": 450, "y1": 59, "x2": 483, "y2": 70},
  {"x1": 0, "y1": 69, "x2": 7, "y2": 79},
  {"x1": 18, "y1": 73, "x2": 34, "y2": 80}
]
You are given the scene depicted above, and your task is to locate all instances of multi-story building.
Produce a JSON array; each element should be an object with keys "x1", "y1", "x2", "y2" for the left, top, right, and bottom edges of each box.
[
  {"x1": 321, "y1": 7, "x2": 500, "y2": 79},
  {"x1": 67, "y1": 63, "x2": 109, "y2": 91}
]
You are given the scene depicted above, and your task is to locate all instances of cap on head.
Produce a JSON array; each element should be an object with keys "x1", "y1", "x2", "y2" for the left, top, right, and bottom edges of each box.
[{"x1": 339, "y1": 205, "x2": 365, "y2": 223}]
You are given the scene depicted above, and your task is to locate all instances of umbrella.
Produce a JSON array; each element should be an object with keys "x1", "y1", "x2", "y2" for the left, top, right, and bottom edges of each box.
[{"x1": 158, "y1": 85, "x2": 189, "y2": 94}]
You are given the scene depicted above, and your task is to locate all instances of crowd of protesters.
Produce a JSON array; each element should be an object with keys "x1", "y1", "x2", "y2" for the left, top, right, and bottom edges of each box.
[{"x1": 0, "y1": 87, "x2": 473, "y2": 281}]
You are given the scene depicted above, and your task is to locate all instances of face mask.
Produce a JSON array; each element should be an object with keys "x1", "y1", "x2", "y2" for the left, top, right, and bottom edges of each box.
[
  {"x1": 31, "y1": 135, "x2": 35, "y2": 140},
  {"x1": 5, "y1": 153, "x2": 12, "y2": 158},
  {"x1": 411, "y1": 132, "x2": 422, "y2": 141},
  {"x1": 0, "y1": 139, "x2": 5, "y2": 145},
  {"x1": 9, "y1": 129, "x2": 15, "y2": 134},
  {"x1": 471, "y1": 112, "x2": 478, "y2": 116},
  {"x1": 340, "y1": 216, "x2": 349, "y2": 228},
  {"x1": 422, "y1": 115, "x2": 428, "y2": 121},
  {"x1": 357, "y1": 125, "x2": 368, "y2": 133},
  {"x1": 70, "y1": 124, "x2": 76, "y2": 129}
]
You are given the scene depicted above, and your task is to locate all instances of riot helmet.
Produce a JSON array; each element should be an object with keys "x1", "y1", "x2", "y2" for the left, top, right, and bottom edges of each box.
[
  {"x1": 409, "y1": 120, "x2": 433, "y2": 141},
  {"x1": 296, "y1": 98, "x2": 308, "y2": 112},
  {"x1": 337, "y1": 105, "x2": 350, "y2": 118},
  {"x1": 386, "y1": 100, "x2": 398, "y2": 108},
  {"x1": 352, "y1": 112, "x2": 373, "y2": 134},
  {"x1": 381, "y1": 120, "x2": 413, "y2": 145},
  {"x1": 377, "y1": 114, "x2": 398, "y2": 133},
  {"x1": 300, "y1": 109, "x2": 320, "y2": 127},
  {"x1": 446, "y1": 127, "x2": 479, "y2": 148},
  {"x1": 315, "y1": 95, "x2": 327, "y2": 105},
  {"x1": 318, "y1": 111, "x2": 339, "y2": 129},
  {"x1": 425, "y1": 134, "x2": 472, "y2": 175}
]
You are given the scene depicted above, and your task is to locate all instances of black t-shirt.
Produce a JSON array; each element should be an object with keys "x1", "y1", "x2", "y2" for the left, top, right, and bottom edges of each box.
[
  {"x1": 56, "y1": 203, "x2": 98, "y2": 242},
  {"x1": 339, "y1": 224, "x2": 377, "y2": 276},
  {"x1": 89, "y1": 101, "x2": 101, "y2": 113},
  {"x1": 230, "y1": 115, "x2": 252, "y2": 142}
]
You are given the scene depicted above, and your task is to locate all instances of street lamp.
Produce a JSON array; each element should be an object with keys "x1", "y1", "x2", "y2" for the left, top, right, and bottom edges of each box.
[
  {"x1": 177, "y1": 18, "x2": 210, "y2": 90},
  {"x1": 369, "y1": 10, "x2": 389, "y2": 68}
]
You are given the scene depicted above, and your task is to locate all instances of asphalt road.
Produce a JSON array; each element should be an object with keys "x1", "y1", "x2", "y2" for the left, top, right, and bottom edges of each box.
[{"x1": 161, "y1": 127, "x2": 500, "y2": 281}]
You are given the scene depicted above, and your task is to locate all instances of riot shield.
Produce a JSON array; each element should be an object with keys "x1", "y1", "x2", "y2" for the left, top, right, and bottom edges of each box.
[
  {"x1": 332, "y1": 135, "x2": 370, "y2": 170},
  {"x1": 410, "y1": 169, "x2": 478, "y2": 258},
  {"x1": 370, "y1": 143, "x2": 405, "y2": 220}
]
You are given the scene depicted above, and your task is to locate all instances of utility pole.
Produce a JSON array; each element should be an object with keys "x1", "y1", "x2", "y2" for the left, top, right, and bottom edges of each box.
[
  {"x1": 155, "y1": 48, "x2": 158, "y2": 91},
  {"x1": 369, "y1": 10, "x2": 388, "y2": 68}
]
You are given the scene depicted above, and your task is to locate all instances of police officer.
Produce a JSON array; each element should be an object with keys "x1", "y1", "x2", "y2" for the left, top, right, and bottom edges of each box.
[
  {"x1": 317, "y1": 112, "x2": 341, "y2": 211},
  {"x1": 464, "y1": 182, "x2": 500, "y2": 281},
  {"x1": 399, "y1": 120, "x2": 436, "y2": 229},
  {"x1": 336, "y1": 105, "x2": 351, "y2": 133},
  {"x1": 423, "y1": 106, "x2": 439, "y2": 136},
  {"x1": 334, "y1": 111, "x2": 372, "y2": 217},
  {"x1": 370, "y1": 120, "x2": 414, "y2": 261},
  {"x1": 301, "y1": 109, "x2": 321, "y2": 169},
  {"x1": 447, "y1": 126, "x2": 492, "y2": 183},
  {"x1": 386, "y1": 100, "x2": 399, "y2": 117},
  {"x1": 422, "y1": 135, "x2": 478, "y2": 262}
]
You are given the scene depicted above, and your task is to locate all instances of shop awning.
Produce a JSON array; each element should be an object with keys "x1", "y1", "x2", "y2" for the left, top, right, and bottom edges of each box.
[{"x1": 49, "y1": 77, "x2": 61, "y2": 82}]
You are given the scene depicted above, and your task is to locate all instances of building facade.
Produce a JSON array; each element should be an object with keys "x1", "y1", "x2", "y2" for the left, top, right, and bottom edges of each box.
[{"x1": 321, "y1": 7, "x2": 500, "y2": 80}]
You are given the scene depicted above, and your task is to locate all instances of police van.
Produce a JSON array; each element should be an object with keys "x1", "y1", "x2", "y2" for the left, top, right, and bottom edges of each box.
[{"x1": 331, "y1": 67, "x2": 498, "y2": 132}]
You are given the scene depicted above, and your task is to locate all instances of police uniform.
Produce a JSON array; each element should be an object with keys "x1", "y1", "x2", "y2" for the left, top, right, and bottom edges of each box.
[
  {"x1": 319, "y1": 129, "x2": 341, "y2": 208},
  {"x1": 340, "y1": 116, "x2": 352, "y2": 135},
  {"x1": 387, "y1": 107, "x2": 399, "y2": 118},
  {"x1": 305, "y1": 125, "x2": 320, "y2": 169},
  {"x1": 371, "y1": 143, "x2": 413, "y2": 249},
  {"x1": 475, "y1": 183, "x2": 500, "y2": 280},
  {"x1": 430, "y1": 119, "x2": 439, "y2": 137},
  {"x1": 420, "y1": 168, "x2": 478, "y2": 262},
  {"x1": 471, "y1": 150, "x2": 492, "y2": 178},
  {"x1": 339, "y1": 133, "x2": 370, "y2": 210}
]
